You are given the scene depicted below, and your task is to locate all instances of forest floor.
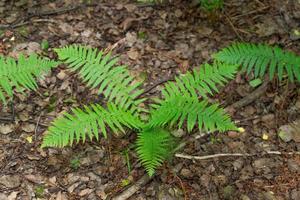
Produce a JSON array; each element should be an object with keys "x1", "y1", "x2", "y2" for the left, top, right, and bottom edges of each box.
[{"x1": 0, "y1": 0, "x2": 300, "y2": 199}]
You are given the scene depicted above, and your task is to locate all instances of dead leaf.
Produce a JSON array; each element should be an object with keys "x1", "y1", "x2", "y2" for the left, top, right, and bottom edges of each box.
[
  {"x1": 22, "y1": 123, "x2": 35, "y2": 133},
  {"x1": 0, "y1": 124, "x2": 14, "y2": 134},
  {"x1": 127, "y1": 50, "x2": 139, "y2": 60},
  {"x1": 7, "y1": 192, "x2": 18, "y2": 200}
]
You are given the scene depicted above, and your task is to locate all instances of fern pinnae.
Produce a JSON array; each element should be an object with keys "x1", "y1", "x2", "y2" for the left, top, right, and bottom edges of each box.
[
  {"x1": 42, "y1": 103, "x2": 145, "y2": 148},
  {"x1": 0, "y1": 54, "x2": 59, "y2": 104},
  {"x1": 213, "y1": 42, "x2": 300, "y2": 82},
  {"x1": 161, "y1": 62, "x2": 238, "y2": 101},
  {"x1": 136, "y1": 128, "x2": 174, "y2": 176},
  {"x1": 55, "y1": 45, "x2": 145, "y2": 113}
]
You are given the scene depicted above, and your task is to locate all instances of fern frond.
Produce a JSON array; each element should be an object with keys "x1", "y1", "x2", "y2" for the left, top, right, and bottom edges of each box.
[
  {"x1": 161, "y1": 62, "x2": 238, "y2": 100},
  {"x1": 136, "y1": 128, "x2": 174, "y2": 176},
  {"x1": 213, "y1": 43, "x2": 300, "y2": 81},
  {"x1": 148, "y1": 96, "x2": 237, "y2": 132},
  {"x1": 54, "y1": 45, "x2": 145, "y2": 113},
  {"x1": 0, "y1": 54, "x2": 59, "y2": 104},
  {"x1": 42, "y1": 103, "x2": 145, "y2": 148}
]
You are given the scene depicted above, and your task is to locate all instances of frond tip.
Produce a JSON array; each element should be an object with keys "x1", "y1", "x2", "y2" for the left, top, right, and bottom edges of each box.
[
  {"x1": 213, "y1": 43, "x2": 300, "y2": 82},
  {"x1": 0, "y1": 54, "x2": 59, "y2": 104},
  {"x1": 136, "y1": 128, "x2": 174, "y2": 176},
  {"x1": 149, "y1": 96, "x2": 237, "y2": 132},
  {"x1": 42, "y1": 103, "x2": 144, "y2": 148},
  {"x1": 54, "y1": 45, "x2": 145, "y2": 113},
  {"x1": 161, "y1": 62, "x2": 238, "y2": 100}
]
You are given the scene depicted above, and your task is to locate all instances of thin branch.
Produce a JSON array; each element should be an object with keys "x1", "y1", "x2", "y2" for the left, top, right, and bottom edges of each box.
[
  {"x1": 229, "y1": 77, "x2": 270, "y2": 109},
  {"x1": 175, "y1": 151, "x2": 300, "y2": 160},
  {"x1": 112, "y1": 174, "x2": 151, "y2": 200}
]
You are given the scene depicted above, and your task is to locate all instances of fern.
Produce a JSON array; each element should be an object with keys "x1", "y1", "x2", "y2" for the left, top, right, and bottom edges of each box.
[
  {"x1": 0, "y1": 54, "x2": 59, "y2": 104},
  {"x1": 42, "y1": 45, "x2": 239, "y2": 177},
  {"x1": 54, "y1": 45, "x2": 145, "y2": 113},
  {"x1": 136, "y1": 128, "x2": 174, "y2": 176},
  {"x1": 213, "y1": 43, "x2": 300, "y2": 82},
  {"x1": 161, "y1": 63, "x2": 238, "y2": 100},
  {"x1": 148, "y1": 96, "x2": 237, "y2": 132},
  {"x1": 42, "y1": 103, "x2": 144, "y2": 148}
]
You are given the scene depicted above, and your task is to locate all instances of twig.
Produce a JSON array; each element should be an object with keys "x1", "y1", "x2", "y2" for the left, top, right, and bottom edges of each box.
[
  {"x1": 10, "y1": 19, "x2": 58, "y2": 29},
  {"x1": 34, "y1": 113, "x2": 42, "y2": 141},
  {"x1": 224, "y1": 14, "x2": 244, "y2": 41},
  {"x1": 104, "y1": 38, "x2": 126, "y2": 54},
  {"x1": 175, "y1": 151, "x2": 300, "y2": 160},
  {"x1": 229, "y1": 78, "x2": 270, "y2": 109},
  {"x1": 134, "y1": 76, "x2": 174, "y2": 100},
  {"x1": 112, "y1": 174, "x2": 151, "y2": 200},
  {"x1": 0, "y1": 3, "x2": 102, "y2": 29}
]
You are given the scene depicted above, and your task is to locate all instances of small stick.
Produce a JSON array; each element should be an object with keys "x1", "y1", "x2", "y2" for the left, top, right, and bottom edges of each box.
[
  {"x1": 175, "y1": 151, "x2": 300, "y2": 160},
  {"x1": 229, "y1": 78, "x2": 270, "y2": 109},
  {"x1": 112, "y1": 174, "x2": 151, "y2": 200},
  {"x1": 224, "y1": 14, "x2": 244, "y2": 41}
]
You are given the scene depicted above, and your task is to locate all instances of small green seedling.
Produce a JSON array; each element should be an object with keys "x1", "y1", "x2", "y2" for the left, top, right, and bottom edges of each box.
[
  {"x1": 70, "y1": 156, "x2": 81, "y2": 170},
  {"x1": 249, "y1": 78, "x2": 262, "y2": 88},
  {"x1": 41, "y1": 40, "x2": 49, "y2": 51}
]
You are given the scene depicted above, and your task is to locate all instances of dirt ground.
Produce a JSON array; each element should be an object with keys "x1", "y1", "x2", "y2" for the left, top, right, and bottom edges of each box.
[{"x1": 0, "y1": 0, "x2": 299, "y2": 199}]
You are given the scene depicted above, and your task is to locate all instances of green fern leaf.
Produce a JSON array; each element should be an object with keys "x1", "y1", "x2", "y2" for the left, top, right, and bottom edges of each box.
[
  {"x1": 213, "y1": 43, "x2": 300, "y2": 82},
  {"x1": 54, "y1": 45, "x2": 145, "y2": 113},
  {"x1": 148, "y1": 96, "x2": 237, "y2": 132},
  {"x1": 0, "y1": 54, "x2": 59, "y2": 104},
  {"x1": 161, "y1": 62, "x2": 238, "y2": 100},
  {"x1": 136, "y1": 128, "x2": 174, "y2": 176},
  {"x1": 42, "y1": 103, "x2": 145, "y2": 148}
]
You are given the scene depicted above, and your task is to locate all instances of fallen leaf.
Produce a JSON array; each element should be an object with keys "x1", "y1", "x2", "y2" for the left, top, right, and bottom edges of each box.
[
  {"x1": 26, "y1": 136, "x2": 33, "y2": 143},
  {"x1": 0, "y1": 124, "x2": 14, "y2": 134},
  {"x1": 127, "y1": 50, "x2": 139, "y2": 60},
  {"x1": 262, "y1": 133, "x2": 269, "y2": 140}
]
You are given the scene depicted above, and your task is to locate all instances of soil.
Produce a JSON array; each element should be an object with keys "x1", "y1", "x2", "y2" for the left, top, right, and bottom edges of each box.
[{"x1": 0, "y1": 0, "x2": 300, "y2": 199}]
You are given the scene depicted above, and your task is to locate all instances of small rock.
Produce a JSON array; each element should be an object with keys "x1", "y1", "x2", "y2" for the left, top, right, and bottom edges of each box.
[
  {"x1": 0, "y1": 175, "x2": 21, "y2": 188},
  {"x1": 180, "y1": 168, "x2": 192, "y2": 178}
]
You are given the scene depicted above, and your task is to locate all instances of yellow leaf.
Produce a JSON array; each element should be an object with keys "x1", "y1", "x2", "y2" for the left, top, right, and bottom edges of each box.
[
  {"x1": 26, "y1": 136, "x2": 33, "y2": 143},
  {"x1": 262, "y1": 133, "x2": 269, "y2": 140},
  {"x1": 237, "y1": 127, "x2": 245, "y2": 133}
]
